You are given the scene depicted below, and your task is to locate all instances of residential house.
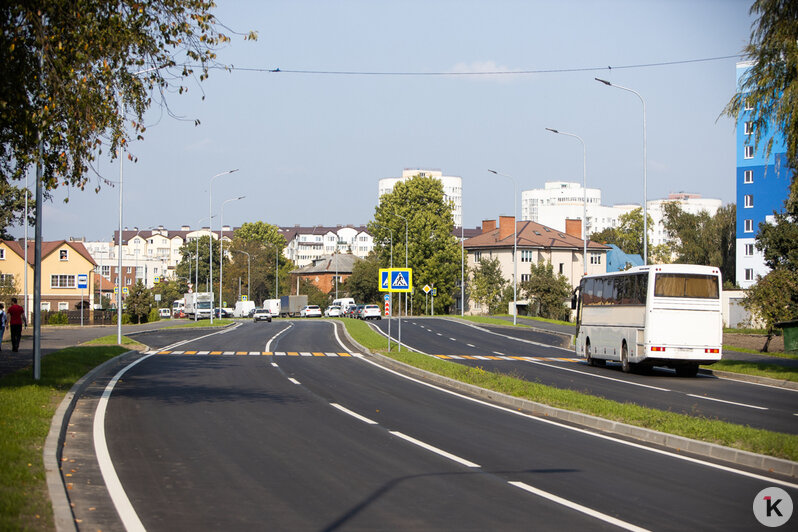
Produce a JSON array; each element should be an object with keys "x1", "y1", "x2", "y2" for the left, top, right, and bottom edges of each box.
[{"x1": 289, "y1": 254, "x2": 361, "y2": 296}]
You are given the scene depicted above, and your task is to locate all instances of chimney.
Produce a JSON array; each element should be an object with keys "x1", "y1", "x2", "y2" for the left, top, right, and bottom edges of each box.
[
  {"x1": 181, "y1": 225, "x2": 190, "y2": 231},
  {"x1": 565, "y1": 218, "x2": 582, "y2": 239},
  {"x1": 481, "y1": 219, "x2": 496, "y2": 234},
  {"x1": 499, "y1": 216, "x2": 515, "y2": 241}
]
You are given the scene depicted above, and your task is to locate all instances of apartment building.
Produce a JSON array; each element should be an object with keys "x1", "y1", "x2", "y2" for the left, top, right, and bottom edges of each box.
[{"x1": 378, "y1": 168, "x2": 463, "y2": 227}]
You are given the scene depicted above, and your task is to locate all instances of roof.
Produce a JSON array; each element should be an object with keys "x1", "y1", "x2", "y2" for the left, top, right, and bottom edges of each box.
[
  {"x1": 1, "y1": 240, "x2": 97, "y2": 266},
  {"x1": 605, "y1": 244, "x2": 644, "y2": 272},
  {"x1": 463, "y1": 220, "x2": 609, "y2": 251},
  {"x1": 291, "y1": 253, "x2": 362, "y2": 275}
]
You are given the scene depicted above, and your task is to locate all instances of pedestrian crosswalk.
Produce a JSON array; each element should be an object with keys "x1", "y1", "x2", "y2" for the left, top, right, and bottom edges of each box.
[{"x1": 146, "y1": 350, "x2": 363, "y2": 357}]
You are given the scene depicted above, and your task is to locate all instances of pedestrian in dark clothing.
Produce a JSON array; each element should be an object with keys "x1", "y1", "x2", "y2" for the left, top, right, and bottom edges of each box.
[{"x1": 7, "y1": 298, "x2": 26, "y2": 352}]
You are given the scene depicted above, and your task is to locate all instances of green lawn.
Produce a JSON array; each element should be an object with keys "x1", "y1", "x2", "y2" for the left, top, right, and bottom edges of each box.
[
  {"x1": 164, "y1": 318, "x2": 234, "y2": 329},
  {"x1": 82, "y1": 334, "x2": 147, "y2": 350},
  {"x1": 342, "y1": 319, "x2": 798, "y2": 462},
  {"x1": 0, "y1": 346, "x2": 127, "y2": 531}
]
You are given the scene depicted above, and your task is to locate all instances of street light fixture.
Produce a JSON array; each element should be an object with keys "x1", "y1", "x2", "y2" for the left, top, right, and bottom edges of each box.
[
  {"x1": 487, "y1": 169, "x2": 518, "y2": 325},
  {"x1": 233, "y1": 250, "x2": 251, "y2": 302},
  {"x1": 219, "y1": 195, "x2": 245, "y2": 318},
  {"x1": 546, "y1": 128, "x2": 588, "y2": 275},
  {"x1": 209, "y1": 169, "x2": 239, "y2": 323},
  {"x1": 595, "y1": 78, "x2": 648, "y2": 264}
]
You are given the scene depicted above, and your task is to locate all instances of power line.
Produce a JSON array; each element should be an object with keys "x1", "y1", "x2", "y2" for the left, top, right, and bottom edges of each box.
[{"x1": 211, "y1": 54, "x2": 743, "y2": 77}]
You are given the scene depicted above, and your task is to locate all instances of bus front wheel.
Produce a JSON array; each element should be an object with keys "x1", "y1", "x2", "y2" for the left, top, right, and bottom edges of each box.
[{"x1": 621, "y1": 342, "x2": 631, "y2": 373}]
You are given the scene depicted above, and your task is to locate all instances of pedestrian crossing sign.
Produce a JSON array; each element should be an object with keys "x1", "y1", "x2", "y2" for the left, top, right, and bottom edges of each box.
[{"x1": 378, "y1": 268, "x2": 413, "y2": 292}]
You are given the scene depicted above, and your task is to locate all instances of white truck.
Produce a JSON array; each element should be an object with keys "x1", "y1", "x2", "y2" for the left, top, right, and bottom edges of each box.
[
  {"x1": 263, "y1": 299, "x2": 281, "y2": 317},
  {"x1": 185, "y1": 292, "x2": 214, "y2": 320},
  {"x1": 234, "y1": 300, "x2": 256, "y2": 318}
]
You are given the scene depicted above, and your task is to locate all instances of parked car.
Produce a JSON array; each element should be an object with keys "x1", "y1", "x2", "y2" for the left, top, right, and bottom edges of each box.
[
  {"x1": 252, "y1": 308, "x2": 272, "y2": 322},
  {"x1": 324, "y1": 305, "x2": 342, "y2": 317},
  {"x1": 360, "y1": 304, "x2": 382, "y2": 320},
  {"x1": 158, "y1": 308, "x2": 171, "y2": 318},
  {"x1": 247, "y1": 307, "x2": 258, "y2": 318},
  {"x1": 344, "y1": 304, "x2": 358, "y2": 318},
  {"x1": 214, "y1": 307, "x2": 232, "y2": 318},
  {"x1": 300, "y1": 305, "x2": 322, "y2": 318},
  {"x1": 354, "y1": 304, "x2": 365, "y2": 319}
]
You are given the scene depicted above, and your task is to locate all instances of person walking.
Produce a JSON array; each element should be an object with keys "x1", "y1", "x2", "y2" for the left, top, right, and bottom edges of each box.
[
  {"x1": 0, "y1": 303, "x2": 6, "y2": 351},
  {"x1": 7, "y1": 298, "x2": 26, "y2": 353}
]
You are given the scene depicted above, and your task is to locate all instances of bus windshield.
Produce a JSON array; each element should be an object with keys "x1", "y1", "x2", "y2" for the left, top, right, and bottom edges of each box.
[{"x1": 653, "y1": 273, "x2": 719, "y2": 299}]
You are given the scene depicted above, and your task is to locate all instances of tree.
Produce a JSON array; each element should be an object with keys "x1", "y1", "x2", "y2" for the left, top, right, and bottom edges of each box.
[
  {"x1": 743, "y1": 268, "x2": 798, "y2": 352},
  {"x1": 0, "y1": 2, "x2": 256, "y2": 233},
  {"x1": 0, "y1": 269, "x2": 22, "y2": 302},
  {"x1": 0, "y1": 181, "x2": 34, "y2": 239},
  {"x1": 661, "y1": 202, "x2": 737, "y2": 285},
  {"x1": 223, "y1": 235, "x2": 293, "y2": 306},
  {"x1": 151, "y1": 279, "x2": 187, "y2": 309},
  {"x1": 297, "y1": 278, "x2": 328, "y2": 308},
  {"x1": 125, "y1": 280, "x2": 154, "y2": 324},
  {"x1": 345, "y1": 253, "x2": 380, "y2": 304},
  {"x1": 520, "y1": 261, "x2": 571, "y2": 321},
  {"x1": 175, "y1": 235, "x2": 222, "y2": 292},
  {"x1": 469, "y1": 257, "x2": 508, "y2": 315},
  {"x1": 370, "y1": 175, "x2": 463, "y2": 314},
  {"x1": 756, "y1": 190, "x2": 798, "y2": 273},
  {"x1": 235, "y1": 221, "x2": 286, "y2": 248},
  {"x1": 590, "y1": 208, "x2": 653, "y2": 258}
]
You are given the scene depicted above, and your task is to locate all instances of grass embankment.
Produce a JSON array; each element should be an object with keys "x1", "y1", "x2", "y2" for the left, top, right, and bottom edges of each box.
[
  {"x1": 0, "y1": 346, "x2": 128, "y2": 531},
  {"x1": 709, "y1": 360, "x2": 798, "y2": 383},
  {"x1": 82, "y1": 334, "x2": 148, "y2": 350},
  {"x1": 164, "y1": 318, "x2": 234, "y2": 329},
  {"x1": 342, "y1": 318, "x2": 798, "y2": 462}
]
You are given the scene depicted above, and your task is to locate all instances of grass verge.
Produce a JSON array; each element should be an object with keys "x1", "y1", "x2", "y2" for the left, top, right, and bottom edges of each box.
[
  {"x1": 342, "y1": 319, "x2": 798, "y2": 462},
  {"x1": 0, "y1": 345, "x2": 127, "y2": 532},
  {"x1": 164, "y1": 318, "x2": 234, "y2": 329},
  {"x1": 707, "y1": 360, "x2": 798, "y2": 383},
  {"x1": 722, "y1": 345, "x2": 798, "y2": 361},
  {"x1": 493, "y1": 314, "x2": 575, "y2": 327},
  {"x1": 81, "y1": 334, "x2": 148, "y2": 350}
]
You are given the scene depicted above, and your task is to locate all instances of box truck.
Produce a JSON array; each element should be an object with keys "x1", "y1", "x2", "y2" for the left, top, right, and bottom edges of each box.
[
  {"x1": 185, "y1": 292, "x2": 213, "y2": 319},
  {"x1": 280, "y1": 295, "x2": 308, "y2": 317},
  {"x1": 234, "y1": 300, "x2": 256, "y2": 318}
]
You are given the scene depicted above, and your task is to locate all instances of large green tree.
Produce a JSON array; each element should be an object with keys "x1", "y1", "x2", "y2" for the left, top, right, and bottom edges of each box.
[
  {"x1": 370, "y1": 175, "x2": 463, "y2": 314},
  {"x1": 520, "y1": 261, "x2": 572, "y2": 321},
  {"x1": 222, "y1": 236, "x2": 293, "y2": 306},
  {"x1": 662, "y1": 202, "x2": 737, "y2": 285},
  {"x1": 125, "y1": 280, "x2": 154, "y2": 324},
  {"x1": 743, "y1": 268, "x2": 798, "y2": 352},
  {"x1": 0, "y1": 2, "x2": 255, "y2": 234},
  {"x1": 590, "y1": 208, "x2": 654, "y2": 258},
  {"x1": 175, "y1": 235, "x2": 222, "y2": 293},
  {"x1": 345, "y1": 253, "x2": 380, "y2": 304},
  {"x1": 469, "y1": 257, "x2": 508, "y2": 315}
]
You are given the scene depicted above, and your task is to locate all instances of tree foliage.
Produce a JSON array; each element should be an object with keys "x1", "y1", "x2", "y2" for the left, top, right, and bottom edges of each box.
[
  {"x1": 175, "y1": 235, "x2": 222, "y2": 292},
  {"x1": 520, "y1": 261, "x2": 571, "y2": 321},
  {"x1": 222, "y1": 235, "x2": 293, "y2": 306},
  {"x1": 661, "y1": 202, "x2": 737, "y2": 285},
  {"x1": 370, "y1": 175, "x2": 463, "y2": 314},
  {"x1": 125, "y1": 280, "x2": 154, "y2": 323},
  {"x1": 150, "y1": 278, "x2": 187, "y2": 309},
  {"x1": 743, "y1": 268, "x2": 798, "y2": 352},
  {"x1": 469, "y1": 257, "x2": 508, "y2": 315},
  {"x1": 0, "y1": 1, "x2": 255, "y2": 234},
  {"x1": 235, "y1": 221, "x2": 286, "y2": 248},
  {"x1": 589, "y1": 208, "x2": 655, "y2": 259},
  {"x1": 345, "y1": 253, "x2": 380, "y2": 304}
]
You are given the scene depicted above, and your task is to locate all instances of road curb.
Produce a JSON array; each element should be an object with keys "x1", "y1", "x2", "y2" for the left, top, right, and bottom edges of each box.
[
  {"x1": 701, "y1": 368, "x2": 798, "y2": 391},
  {"x1": 43, "y1": 349, "x2": 144, "y2": 532},
  {"x1": 340, "y1": 325, "x2": 798, "y2": 478}
]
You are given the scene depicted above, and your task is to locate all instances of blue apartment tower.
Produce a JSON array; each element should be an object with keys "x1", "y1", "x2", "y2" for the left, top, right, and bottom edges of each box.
[{"x1": 736, "y1": 62, "x2": 793, "y2": 288}]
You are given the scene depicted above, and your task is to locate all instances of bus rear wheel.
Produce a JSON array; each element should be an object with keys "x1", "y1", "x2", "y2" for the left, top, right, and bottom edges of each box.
[{"x1": 621, "y1": 342, "x2": 631, "y2": 373}]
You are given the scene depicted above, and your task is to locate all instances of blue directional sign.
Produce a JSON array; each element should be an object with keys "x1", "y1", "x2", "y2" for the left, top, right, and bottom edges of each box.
[
  {"x1": 77, "y1": 274, "x2": 88, "y2": 289},
  {"x1": 379, "y1": 268, "x2": 392, "y2": 292}
]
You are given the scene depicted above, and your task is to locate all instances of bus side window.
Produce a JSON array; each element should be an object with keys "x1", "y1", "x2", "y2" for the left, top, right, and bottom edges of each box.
[{"x1": 583, "y1": 278, "x2": 595, "y2": 305}]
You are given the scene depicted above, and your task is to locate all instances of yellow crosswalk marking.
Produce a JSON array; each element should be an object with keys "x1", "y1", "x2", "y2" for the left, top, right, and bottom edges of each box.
[
  {"x1": 210, "y1": 351, "x2": 222, "y2": 355},
  {"x1": 312, "y1": 352, "x2": 325, "y2": 356}
]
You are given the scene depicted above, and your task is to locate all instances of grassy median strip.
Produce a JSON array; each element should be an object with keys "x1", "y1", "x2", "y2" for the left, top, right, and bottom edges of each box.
[
  {"x1": 0, "y1": 345, "x2": 127, "y2": 532},
  {"x1": 343, "y1": 319, "x2": 798, "y2": 462},
  {"x1": 82, "y1": 334, "x2": 147, "y2": 350},
  {"x1": 164, "y1": 318, "x2": 234, "y2": 329}
]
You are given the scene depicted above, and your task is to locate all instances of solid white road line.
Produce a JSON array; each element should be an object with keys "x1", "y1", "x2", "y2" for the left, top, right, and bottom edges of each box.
[
  {"x1": 93, "y1": 355, "x2": 154, "y2": 532},
  {"x1": 686, "y1": 394, "x2": 768, "y2": 410},
  {"x1": 331, "y1": 403, "x2": 378, "y2": 424},
  {"x1": 389, "y1": 431, "x2": 480, "y2": 468},
  {"x1": 509, "y1": 481, "x2": 650, "y2": 532},
  {"x1": 288, "y1": 378, "x2": 301, "y2": 385},
  {"x1": 521, "y1": 358, "x2": 672, "y2": 392}
]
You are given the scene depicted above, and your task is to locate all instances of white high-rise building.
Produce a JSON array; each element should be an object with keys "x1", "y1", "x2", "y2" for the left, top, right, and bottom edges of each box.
[{"x1": 378, "y1": 169, "x2": 462, "y2": 227}]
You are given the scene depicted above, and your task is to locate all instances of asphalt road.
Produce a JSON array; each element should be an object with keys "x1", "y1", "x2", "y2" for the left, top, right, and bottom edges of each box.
[
  {"x1": 371, "y1": 317, "x2": 798, "y2": 435},
  {"x1": 69, "y1": 319, "x2": 797, "y2": 530}
]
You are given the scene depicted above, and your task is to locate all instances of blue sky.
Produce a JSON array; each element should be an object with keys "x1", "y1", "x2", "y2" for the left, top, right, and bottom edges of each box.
[{"x1": 20, "y1": 0, "x2": 755, "y2": 241}]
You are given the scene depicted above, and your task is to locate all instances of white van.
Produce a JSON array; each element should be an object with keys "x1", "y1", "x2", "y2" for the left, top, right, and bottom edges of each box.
[
  {"x1": 263, "y1": 299, "x2": 281, "y2": 317},
  {"x1": 332, "y1": 298, "x2": 355, "y2": 311},
  {"x1": 234, "y1": 300, "x2": 256, "y2": 318}
]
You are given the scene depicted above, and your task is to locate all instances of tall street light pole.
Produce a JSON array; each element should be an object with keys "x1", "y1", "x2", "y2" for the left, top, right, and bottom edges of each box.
[
  {"x1": 488, "y1": 169, "x2": 518, "y2": 325},
  {"x1": 219, "y1": 195, "x2": 245, "y2": 317},
  {"x1": 373, "y1": 223, "x2": 393, "y2": 351},
  {"x1": 595, "y1": 78, "x2": 647, "y2": 264},
  {"x1": 208, "y1": 169, "x2": 239, "y2": 323},
  {"x1": 234, "y1": 250, "x2": 251, "y2": 302},
  {"x1": 546, "y1": 128, "x2": 588, "y2": 275},
  {"x1": 394, "y1": 210, "x2": 408, "y2": 350}
]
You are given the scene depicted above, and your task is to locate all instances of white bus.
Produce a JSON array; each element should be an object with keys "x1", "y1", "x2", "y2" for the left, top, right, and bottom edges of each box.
[{"x1": 573, "y1": 264, "x2": 722, "y2": 377}]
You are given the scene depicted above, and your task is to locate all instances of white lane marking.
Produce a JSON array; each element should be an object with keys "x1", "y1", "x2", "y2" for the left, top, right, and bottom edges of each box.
[
  {"x1": 686, "y1": 394, "x2": 768, "y2": 410},
  {"x1": 288, "y1": 377, "x2": 301, "y2": 385},
  {"x1": 352, "y1": 354, "x2": 798, "y2": 490},
  {"x1": 449, "y1": 337, "x2": 457, "y2": 341},
  {"x1": 389, "y1": 431, "x2": 480, "y2": 468},
  {"x1": 94, "y1": 355, "x2": 153, "y2": 532},
  {"x1": 265, "y1": 324, "x2": 292, "y2": 352},
  {"x1": 437, "y1": 333, "x2": 442, "y2": 336},
  {"x1": 509, "y1": 482, "x2": 649, "y2": 532},
  {"x1": 331, "y1": 403, "x2": 378, "y2": 424},
  {"x1": 156, "y1": 322, "x2": 243, "y2": 352},
  {"x1": 466, "y1": 343, "x2": 476, "y2": 348},
  {"x1": 520, "y1": 358, "x2": 672, "y2": 392},
  {"x1": 271, "y1": 362, "x2": 279, "y2": 368},
  {"x1": 275, "y1": 352, "x2": 286, "y2": 356},
  {"x1": 443, "y1": 317, "x2": 574, "y2": 353},
  {"x1": 493, "y1": 351, "x2": 505, "y2": 356},
  {"x1": 725, "y1": 378, "x2": 798, "y2": 393}
]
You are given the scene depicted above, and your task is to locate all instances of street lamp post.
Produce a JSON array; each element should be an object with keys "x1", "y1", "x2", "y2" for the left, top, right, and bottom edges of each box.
[
  {"x1": 487, "y1": 169, "x2": 518, "y2": 325},
  {"x1": 234, "y1": 250, "x2": 251, "y2": 302},
  {"x1": 373, "y1": 223, "x2": 393, "y2": 351},
  {"x1": 394, "y1": 210, "x2": 409, "y2": 350},
  {"x1": 219, "y1": 195, "x2": 245, "y2": 318},
  {"x1": 546, "y1": 128, "x2": 588, "y2": 275},
  {"x1": 595, "y1": 78, "x2": 647, "y2": 264},
  {"x1": 209, "y1": 169, "x2": 239, "y2": 323}
]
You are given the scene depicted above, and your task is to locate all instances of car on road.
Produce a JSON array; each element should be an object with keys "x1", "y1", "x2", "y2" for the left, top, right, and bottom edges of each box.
[
  {"x1": 214, "y1": 307, "x2": 233, "y2": 318},
  {"x1": 252, "y1": 308, "x2": 272, "y2": 322},
  {"x1": 158, "y1": 308, "x2": 171, "y2": 318},
  {"x1": 354, "y1": 304, "x2": 365, "y2": 319},
  {"x1": 300, "y1": 305, "x2": 322, "y2": 318},
  {"x1": 344, "y1": 305, "x2": 358, "y2": 318},
  {"x1": 360, "y1": 304, "x2": 382, "y2": 320},
  {"x1": 324, "y1": 305, "x2": 342, "y2": 317}
]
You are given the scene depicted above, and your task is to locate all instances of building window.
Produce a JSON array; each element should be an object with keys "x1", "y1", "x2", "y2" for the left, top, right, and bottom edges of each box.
[
  {"x1": 559, "y1": 263, "x2": 564, "y2": 275},
  {"x1": 744, "y1": 122, "x2": 754, "y2": 135},
  {"x1": 521, "y1": 250, "x2": 535, "y2": 262},
  {"x1": 126, "y1": 267, "x2": 132, "y2": 274},
  {"x1": 744, "y1": 145, "x2": 754, "y2": 159},
  {"x1": 41, "y1": 301, "x2": 51, "y2": 311},
  {"x1": 102, "y1": 265, "x2": 110, "y2": 278},
  {"x1": 51, "y1": 274, "x2": 76, "y2": 288},
  {"x1": 590, "y1": 253, "x2": 602, "y2": 265},
  {"x1": 745, "y1": 244, "x2": 754, "y2": 256},
  {"x1": 59, "y1": 249, "x2": 68, "y2": 261},
  {"x1": 744, "y1": 170, "x2": 753, "y2": 184},
  {"x1": 0, "y1": 248, "x2": 4, "y2": 260},
  {"x1": 520, "y1": 274, "x2": 530, "y2": 282},
  {"x1": 0, "y1": 273, "x2": 13, "y2": 284},
  {"x1": 745, "y1": 268, "x2": 754, "y2": 281},
  {"x1": 126, "y1": 277, "x2": 132, "y2": 286},
  {"x1": 473, "y1": 251, "x2": 482, "y2": 262},
  {"x1": 744, "y1": 99, "x2": 753, "y2": 111},
  {"x1": 58, "y1": 302, "x2": 69, "y2": 311},
  {"x1": 744, "y1": 194, "x2": 754, "y2": 208},
  {"x1": 744, "y1": 219, "x2": 754, "y2": 233}
]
